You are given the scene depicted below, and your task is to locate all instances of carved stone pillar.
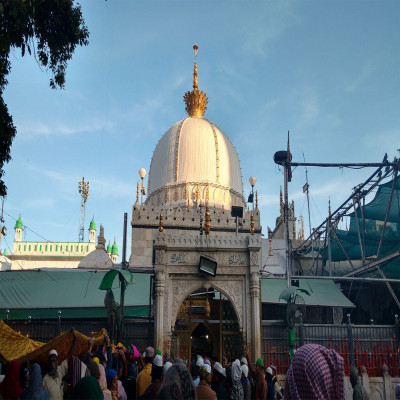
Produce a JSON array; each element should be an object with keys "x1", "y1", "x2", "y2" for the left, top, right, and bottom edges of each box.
[
  {"x1": 250, "y1": 268, "x2": 261, "y2": 358},
  {"x1": 154, "y1": 248, "x2": 166, "y2": 353}
]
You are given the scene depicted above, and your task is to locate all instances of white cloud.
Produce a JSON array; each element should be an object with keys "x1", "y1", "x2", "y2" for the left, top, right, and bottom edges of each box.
[
  {"x1": 17, "y1": 118, "x2": 115, "y2": 137},
  {"x1": 27, "y1": 197, "x2": 56, "y2": 210},
  {"x1": 345, "y1": 62, "x2": 373, "y2": 92},
  {"x1": 241, "y1": 3, "x2": 299, "y2": 57}
]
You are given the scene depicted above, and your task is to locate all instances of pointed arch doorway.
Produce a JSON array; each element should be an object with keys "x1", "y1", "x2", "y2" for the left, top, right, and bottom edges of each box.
[{"x1": 171, "y1": 287, "x2": 243, "y2": 361}]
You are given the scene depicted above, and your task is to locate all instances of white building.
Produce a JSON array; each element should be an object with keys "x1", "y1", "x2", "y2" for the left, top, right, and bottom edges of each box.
[{"x1": 4, "y1": 216, "x2": 118, "y2": 269}]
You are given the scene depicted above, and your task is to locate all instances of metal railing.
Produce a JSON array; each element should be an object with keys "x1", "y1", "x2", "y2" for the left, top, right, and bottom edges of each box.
[{"x1": 262, "y1": 320, "x2": 399, "y2": 377}]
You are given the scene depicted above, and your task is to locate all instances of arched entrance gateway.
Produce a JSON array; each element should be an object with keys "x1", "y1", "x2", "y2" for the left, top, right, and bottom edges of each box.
[
  {"x1": 152, "y1": 233, "x2": 262, "y2": 361},
  {"x1": 172, "y1": 288, "x2": 243, "y2": 361}
]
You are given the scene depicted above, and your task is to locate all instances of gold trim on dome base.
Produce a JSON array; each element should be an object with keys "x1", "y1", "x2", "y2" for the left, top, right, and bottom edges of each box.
[{"x1": 145, "y1": 181, "x2": 245, "y2": 209}]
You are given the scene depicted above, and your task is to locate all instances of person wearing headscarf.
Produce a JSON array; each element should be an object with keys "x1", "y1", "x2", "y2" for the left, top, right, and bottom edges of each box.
[
  {"x1": 70, "y1": 376, "x2": 103, "y2": 400},
  {"x1": 123, "y1": 344, "x2": 138, "y2": 400},
  {"x1": 158, "y1": 363, "x2": 196, "y2": 400},
  {"x1": 163, "y1": 362, "x2": 172, "y2": 377},
  {"x1": 241, "y1": 365, "x2": 251, "y2": 400},
  {"x1": 97, "y1": 365, "x2": 111, "y2": 400},
  {"x1": 140, "y1": 354, "x2": 163, "y2": 400},
  {"x1": 230, "y1": 360, "x2": 244, "y2": 400},
  {"x1": 21, "y1": 363, "x2": 49, "y2": 400},
  {"x1": 0, "y1": 360, "x2": 23, "y2": 400},
  {"x1": 193, "y1": 356, "x2": 204, "y2": 388},
  {"x1": 284, "y1": 344, "x2": 345, "y2": 400},
  {"x1": 136, "y1": 347, "x2": 154, "y2": 398},
  {"x1": 106, "y1": 369, "x2": 127, "y2": 400},
  {"x1": 212, "y1": 362, "x2": 228, "y2": 400},
  {"x1": 196, "y1": 364, "x2": 217, "y2": 400}
]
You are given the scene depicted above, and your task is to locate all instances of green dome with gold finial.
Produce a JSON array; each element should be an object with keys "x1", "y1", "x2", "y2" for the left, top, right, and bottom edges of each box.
[
  {"x1": 15, "y1": 215, "x2": 23, "y2": 229},
  {"x1": 89, "y1": 217, "x2": 96, "y2": 231},
  {"x1": 107, "y1": 241, "x2": 112, "y2": 253},
  {"x1": 111, "y1": 239, "x2": 118, "y2": 255}
]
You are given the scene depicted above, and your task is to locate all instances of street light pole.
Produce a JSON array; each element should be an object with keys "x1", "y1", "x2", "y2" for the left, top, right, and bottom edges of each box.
[
  {"x1": 249, "y1": 176, "x2": 257, "y2": 211},
  {"x1": 138, "y1": 168, "x2": 147, "y2": 205}
]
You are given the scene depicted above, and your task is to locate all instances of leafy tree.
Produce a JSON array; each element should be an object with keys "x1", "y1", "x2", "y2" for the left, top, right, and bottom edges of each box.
[{"x1": 0, "y1": 0, "x2": 89, "y2": 196}]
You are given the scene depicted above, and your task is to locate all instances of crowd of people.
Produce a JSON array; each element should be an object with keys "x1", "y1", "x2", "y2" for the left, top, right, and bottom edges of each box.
[{"x1": 0, "y1": 336, "x2": 378, "y2": 400}]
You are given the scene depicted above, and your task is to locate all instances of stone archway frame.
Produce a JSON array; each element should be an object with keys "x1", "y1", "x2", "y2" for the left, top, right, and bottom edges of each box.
[{"x1": 168, "y1": 278, "x2": 244, "y2": 342}]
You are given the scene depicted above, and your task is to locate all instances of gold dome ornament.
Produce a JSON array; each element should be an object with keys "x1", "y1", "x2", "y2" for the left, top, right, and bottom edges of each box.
[
  {"x1": 183, "y1": 44, "x2": 209, "y2": 118},
  {"x1": 204, "y1": 298, "x2": 211, "y2": 319}
]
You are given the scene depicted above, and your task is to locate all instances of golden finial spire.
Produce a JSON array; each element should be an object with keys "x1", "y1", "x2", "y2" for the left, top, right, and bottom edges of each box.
[
  {"x1": 293, "y1": 220, "x2": 296, "y2": 240},
  {"x1": 183, "y1": 44, "x2": 208, "y2": 118},
  {"x1": 193, "y1": 44, "x2": 198, "y2": 90},
  {"x1": 250, "y1": 212, "x2": 254, "y2": 235},
  {"x1": 204, "y1": 203, "x2": 210, "y2": 235},
  {"x1": 135, "y1": 181, "x2": 140, "y2": 205},
  {"x1": 269, "y1": 238, "x2": 273, "y2": 256},
  {"x1": 159, "y1": 212, "x2": 163, "y2": 232},
  {"x1": 255, "y1": 190, "x2": 258, "y2": 210}
]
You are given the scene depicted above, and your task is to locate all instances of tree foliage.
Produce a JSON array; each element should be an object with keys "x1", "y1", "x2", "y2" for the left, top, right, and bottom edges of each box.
[{"x1": 0, "y1": 0, "x2": 89, "y2": 196}]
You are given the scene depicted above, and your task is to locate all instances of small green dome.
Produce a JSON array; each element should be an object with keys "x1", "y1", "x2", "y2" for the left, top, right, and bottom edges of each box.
[
  {"x1": 111, "y1": 239, "x2": 118, "y2": 255},
  {"x1": 15, "y1": 215, "x2": 23, "y2": 229},
  {"x1": 107, "y1": 241, "x2": 112, "y2": 253},
  {"x1": 89, "y1": 217, "x2": 96, "y2": 231},
  {"x1": 3, "y1": 248, "x2": 8, "y2": 255}
]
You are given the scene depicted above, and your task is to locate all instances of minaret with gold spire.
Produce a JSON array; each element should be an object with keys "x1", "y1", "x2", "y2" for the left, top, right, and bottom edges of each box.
[{"x1": 183, "y1": 44, "x2": 209, "y2": 118}]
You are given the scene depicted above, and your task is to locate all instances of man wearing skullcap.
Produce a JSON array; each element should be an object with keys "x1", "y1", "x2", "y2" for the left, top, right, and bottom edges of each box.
[
  {"x1": 196, "y1": 364, "x2": 217, "y2": 400},
  {"x1": 141, "y1": 354, "x2": 163, "y2": 400},
  {"x1": 43, "y1": 334, "x2": 76, "y2": 400}
]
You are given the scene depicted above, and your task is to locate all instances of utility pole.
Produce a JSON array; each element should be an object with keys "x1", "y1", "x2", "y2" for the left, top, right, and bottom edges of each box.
[
  {"x1": 284, "y1": 132, "x2": 292, "y2": 288},
  {"x1": 78, "y1": 177, "x2": 90, "y2": 242},
  {"x1": 0, "y1": 199, "x2": 6, "y2": 253}
]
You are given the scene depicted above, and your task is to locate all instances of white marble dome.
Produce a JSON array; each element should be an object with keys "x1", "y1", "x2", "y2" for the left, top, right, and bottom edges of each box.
[{"x1": 146, "y1": 117, "x2": 244, "y2": 208}]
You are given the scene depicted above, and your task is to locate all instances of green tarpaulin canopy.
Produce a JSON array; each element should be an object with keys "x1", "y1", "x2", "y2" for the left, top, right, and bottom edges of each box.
[
  {"x1": 0, "y1": 270, "x2": 151, "y2": 320},
  {"x1": 261, "y1": 278, "x2": 353, "y2": 307},
  {"x1": 311, "y1": 178, "x2": 400, "y2": 278}
]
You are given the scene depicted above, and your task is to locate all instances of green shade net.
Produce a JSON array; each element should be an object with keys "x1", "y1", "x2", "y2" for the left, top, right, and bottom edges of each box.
[{"x1": 315, "y1": 178, "x2": 400, "y2": 277}]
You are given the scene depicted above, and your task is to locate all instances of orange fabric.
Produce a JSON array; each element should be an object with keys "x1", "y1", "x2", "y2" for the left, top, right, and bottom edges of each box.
[
  {"x1": 0, "y1": 320, "x2": 107, "y2": 365},
  {"x1": 0, "y1": 321, "x2": 43, "y2": 364}
]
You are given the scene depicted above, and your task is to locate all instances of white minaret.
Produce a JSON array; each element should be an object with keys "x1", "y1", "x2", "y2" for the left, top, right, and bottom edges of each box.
[
  {"x1": 111, "y1": 238, "x2": 118, "y2": 264},
  {"x1": 14, "y1": 214, "x2": 23, "y2": 242},
  {"x1": 89, "y1": 216, "x2": 96, "y2": 243}
]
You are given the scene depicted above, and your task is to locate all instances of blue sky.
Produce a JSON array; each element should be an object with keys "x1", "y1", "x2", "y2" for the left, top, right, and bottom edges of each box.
[{"x1": 2, "y1": 1, "x2": 400, "y2": 256}]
